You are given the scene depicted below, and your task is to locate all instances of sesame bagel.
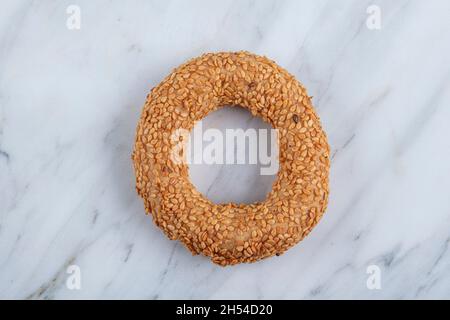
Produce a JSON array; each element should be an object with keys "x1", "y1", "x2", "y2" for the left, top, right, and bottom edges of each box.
[{"x1": 132, "y1": 51, "x2": 330, "y2": 266}]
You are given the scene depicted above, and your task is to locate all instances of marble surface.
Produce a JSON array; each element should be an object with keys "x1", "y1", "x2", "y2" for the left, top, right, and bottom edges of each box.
[{"x1": 1, "y1": 0, "x2": 450, "y2": 299}]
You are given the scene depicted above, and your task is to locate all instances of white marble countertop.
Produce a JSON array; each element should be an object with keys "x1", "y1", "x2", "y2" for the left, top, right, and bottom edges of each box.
[{"x1": 1, "y1": 0, "x2": 449, "y2": 299}]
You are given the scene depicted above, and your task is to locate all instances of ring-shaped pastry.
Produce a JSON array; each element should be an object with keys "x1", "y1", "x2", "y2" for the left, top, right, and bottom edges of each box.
[{"x1": 132, "y1": 51, "x2": 330, "y2": 266}]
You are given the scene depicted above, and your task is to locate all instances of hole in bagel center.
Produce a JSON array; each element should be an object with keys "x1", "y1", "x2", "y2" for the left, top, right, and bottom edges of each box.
[{"x1": 188, "y1": 106, "x2": 279, "y2": 205}]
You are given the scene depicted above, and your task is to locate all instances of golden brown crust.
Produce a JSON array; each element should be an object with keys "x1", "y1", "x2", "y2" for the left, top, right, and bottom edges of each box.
[{"x1": 132, "y1": 51, "x2": 330, "y2": 266}]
